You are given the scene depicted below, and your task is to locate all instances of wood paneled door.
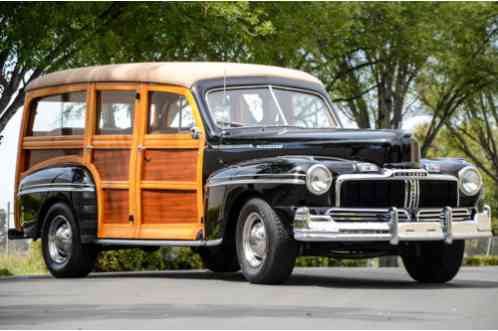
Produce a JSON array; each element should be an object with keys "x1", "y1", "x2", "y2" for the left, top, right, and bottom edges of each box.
[
  {"x1": 90, "y1": 84, "x2": 140, "y2": 239},
  {"x1": 134, "y1": 85, "x2": 205, "y2": 240}
]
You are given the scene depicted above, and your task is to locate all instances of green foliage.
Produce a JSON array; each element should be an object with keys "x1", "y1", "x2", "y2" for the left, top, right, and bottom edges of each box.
[
  {"x1": 95, "y1": 247, "x2": 202, "y2": 272},
  {"x1": 295, "y1": 256, "x2": 368, "y2": 268},
  {"x1": 0, "y1": 268, "x2": 13, "y2": 277},
  {"x1": 464, "y1": 255, "x2": 498, "y2": 266},
  {"x1": 0, "y1": 240, "x2": 47, "y2": 276}
]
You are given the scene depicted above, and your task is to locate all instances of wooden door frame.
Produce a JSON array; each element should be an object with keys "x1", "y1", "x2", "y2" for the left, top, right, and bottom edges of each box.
[
  {"x1": 91, "y1": 83, "x2": 140, "y2": 238},
  {"x1": 135, "y1": 84, "x2": 206, "y2": 240}
]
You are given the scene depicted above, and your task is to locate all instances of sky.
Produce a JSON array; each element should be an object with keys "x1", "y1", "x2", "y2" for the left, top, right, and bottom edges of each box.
[{"x1": 0, "y1": 107, "x2": 431, "y2": 228}]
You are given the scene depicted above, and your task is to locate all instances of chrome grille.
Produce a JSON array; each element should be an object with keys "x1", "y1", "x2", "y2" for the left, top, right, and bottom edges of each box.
[
  {"x1": 327, "y1": 208, "x2": 410, "y2": 222},
  {"x1": 417, "y1": 208, "x2": 472, "y2": 222},
  {"x1": 326, "y1": 207, "x2": 472, "y2": 223}
]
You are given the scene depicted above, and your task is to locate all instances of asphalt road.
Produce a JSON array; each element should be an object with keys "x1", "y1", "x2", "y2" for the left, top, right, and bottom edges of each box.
[{"x1": 1, "y1": 267, "x2": 498, "y2": 329}]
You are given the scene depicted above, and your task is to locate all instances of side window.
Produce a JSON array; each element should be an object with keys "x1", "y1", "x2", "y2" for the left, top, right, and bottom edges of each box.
[
  {"x1": 148, "y1": 91, "x2": 194, "y2": 134},
  {"x1": 29, "y1": 92, "x2": 86, "y2": 136},
  {"x1": 96, "y1": 91, "x2": 135, "y2": 135}
]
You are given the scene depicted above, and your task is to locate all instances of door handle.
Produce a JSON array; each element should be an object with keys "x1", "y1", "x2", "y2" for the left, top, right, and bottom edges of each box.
[{"x1": 191, "y1": 127, "x2": 201, "y2": 140}]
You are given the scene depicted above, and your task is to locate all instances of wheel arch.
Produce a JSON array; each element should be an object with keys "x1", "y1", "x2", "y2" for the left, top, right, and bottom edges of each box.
[{"x1": 17, "y1": 160, "x2": 99, "y2": 243}]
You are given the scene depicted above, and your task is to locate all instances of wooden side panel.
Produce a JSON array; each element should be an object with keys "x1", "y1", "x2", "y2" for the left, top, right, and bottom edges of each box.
[
  {"x1": 102, "y1": 189, "x2": 129, "y2": 224},
  {"x1": 141, "y1": 190, "x2": 197, "y2": 225},
  {"x1": 142, "y1": 149, "x2": 197, "y2": 182},
  {"x1": 93, "y1": 149, "x2": 130, "y2": 181}
]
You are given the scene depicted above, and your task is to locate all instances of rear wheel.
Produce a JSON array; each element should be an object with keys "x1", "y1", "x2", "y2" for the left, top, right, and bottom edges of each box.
[
  {"x1": 401, "y1": 240, "x2": 465, "y2": 283},
  {"x1": 41, "y1": 202, "x2": 97, "y2": 278},
  {"x1": 236, "y1": 198, "x2": 297, "y2": 284}
]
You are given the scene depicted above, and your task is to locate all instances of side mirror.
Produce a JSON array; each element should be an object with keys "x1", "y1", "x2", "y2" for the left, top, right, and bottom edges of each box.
[{"x1": 191, "y1": 127, "x2": 201, "y2": 140}]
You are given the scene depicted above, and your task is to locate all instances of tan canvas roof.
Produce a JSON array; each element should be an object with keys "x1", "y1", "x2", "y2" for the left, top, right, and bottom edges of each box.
[{"x1": 26, "y1": 62, "x2": 322, "y2": 91}]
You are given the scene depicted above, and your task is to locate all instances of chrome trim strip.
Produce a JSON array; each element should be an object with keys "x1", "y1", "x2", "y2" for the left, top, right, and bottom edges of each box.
[
  {"x1": 95, "y1": 239, "x2": 222, "y2": 247},
  {"x1": 207, "y1": 178, "x2": 305, "y2": 187},
  {"x1": 210, "y1": 144, "x2": 254, "y2": 149},
  {"x1": 211, "y1": 173, "x2": 306, "y2": 180},
  {"x1": 22, "y1": 183, "x2": 95, "y2": 189},
  {"x1": 19, "y1": 187, "x2": 95, "y2": 196},
  {"x1": 18, "y1": 183, "x2": 95, "y2": 196}
]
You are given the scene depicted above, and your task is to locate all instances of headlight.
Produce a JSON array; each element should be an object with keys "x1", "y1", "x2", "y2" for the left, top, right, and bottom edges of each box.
[
  {"x1": 459, "y1": 166, "x2": 482, "y2": 196},
  {"x1": 306, "y1": 164, "x2": 332, "y2": 195}
]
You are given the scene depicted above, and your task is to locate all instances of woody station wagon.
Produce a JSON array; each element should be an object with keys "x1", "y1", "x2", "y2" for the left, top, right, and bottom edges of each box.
[{"x1": 8, "y1": 62, "x2": 493, "y2": 284}]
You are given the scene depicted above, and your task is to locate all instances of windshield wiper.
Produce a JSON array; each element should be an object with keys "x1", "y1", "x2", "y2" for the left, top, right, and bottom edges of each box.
[{"x1": 216, "y1": 120, "x2": 244, "y2": 128}]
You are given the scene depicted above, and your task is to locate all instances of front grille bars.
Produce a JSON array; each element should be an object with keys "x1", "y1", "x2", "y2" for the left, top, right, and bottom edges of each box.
[{"x1": 334, "y1": 169, "x2": 459, "y2": 208}]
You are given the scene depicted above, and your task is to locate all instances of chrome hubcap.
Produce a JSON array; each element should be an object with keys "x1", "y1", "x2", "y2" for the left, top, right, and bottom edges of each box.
[
  {"x1": 48, "y1": 216, "x2": 72, "y2": 264},
  {"x1": 242, "y1": 212, "x2": 267, "y2": 268}
]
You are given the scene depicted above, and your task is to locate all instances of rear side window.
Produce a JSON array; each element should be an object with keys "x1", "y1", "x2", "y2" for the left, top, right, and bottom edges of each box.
[
  {"x1": 96, "y1": 91, "x2": 135, "y2": 135},
  {"x1": 29, "y1": 92, "x2": 87, "y2": 136},
  {"x1": 148, "y1": 91, "x2": 194, "y2": 134}
]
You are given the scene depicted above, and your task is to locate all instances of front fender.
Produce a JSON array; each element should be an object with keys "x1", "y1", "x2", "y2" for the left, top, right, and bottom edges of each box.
[{"x1": 204, "y1": 155, "x2": 355, "y2": 240}]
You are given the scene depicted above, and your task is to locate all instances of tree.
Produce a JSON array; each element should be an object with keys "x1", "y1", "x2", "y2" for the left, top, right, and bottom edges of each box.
[
  {"x1": 416, "y1": 4, "x2": 498, "y2": 155},
  {"x1": 0, "y1": 3, "x2": 272, "y2": 134},
  {"x1": 248, "y1": 3, "x2": 437, "y2": 129},
  {"x1": 0, "y1": 3, "x2": 127, "y2": 133},
  {"x1": 443, "y1": 90, "x2": 498, "y2": 201}
]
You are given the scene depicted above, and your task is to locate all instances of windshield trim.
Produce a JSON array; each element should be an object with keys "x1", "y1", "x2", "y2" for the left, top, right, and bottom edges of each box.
[{"x1": 204, "y1": 84, "x2": 341, "y2": 130}]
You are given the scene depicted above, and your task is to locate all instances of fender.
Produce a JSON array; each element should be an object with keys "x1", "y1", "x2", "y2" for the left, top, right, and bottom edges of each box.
[
  {"x1": 204, "y1": 155, "x2": 482, "y2": 241},
  {"x1": 17, "y1": 165, "x2": 97, "y2": 243},
  {"x1": 204, "y1": 155, "x2": 354, "y2": 241}
]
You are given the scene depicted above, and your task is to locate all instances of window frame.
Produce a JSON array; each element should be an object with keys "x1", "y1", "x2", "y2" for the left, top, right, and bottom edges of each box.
[
  {"x1": 94, "y1": 89, "x2": 137, "y2": 136},
  {"x1": 147, "y1": 90, "x2": 195, "y2": 134},
  {"x1": 144, "y1": 85, "x2": 199, "y2": 139},
  {"x1": 204, "y1": 84, "x2": 340, "y2": 130},
  {"x1": 26, "y1": 89, "x2": 88, "y2": 138}
]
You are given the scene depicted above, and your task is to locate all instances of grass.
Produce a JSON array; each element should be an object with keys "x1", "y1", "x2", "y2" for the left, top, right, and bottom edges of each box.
[
  {"x1": 464, "y1": 255, "x2": 498, "y2": 266},
  {"x1": 0, "y1": 241, "x2": 47, "y2": 277}
]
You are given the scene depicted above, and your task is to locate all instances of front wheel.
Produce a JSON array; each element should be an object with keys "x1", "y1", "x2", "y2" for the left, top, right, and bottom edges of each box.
[
  {"x1": 236, "y1": 198, "x2": 297, "y2": 284},
  {"x1": 401, "y1": 240, "x2": 465, "y2": 283},
  {"x1": 41, "y1": 202, "x2": 97, "y2": 278}
]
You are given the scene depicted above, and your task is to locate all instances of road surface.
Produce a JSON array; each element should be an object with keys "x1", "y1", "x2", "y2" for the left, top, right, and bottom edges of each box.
[{"x1": 1, "y1": 267, "x2": 498, "y2": 329}]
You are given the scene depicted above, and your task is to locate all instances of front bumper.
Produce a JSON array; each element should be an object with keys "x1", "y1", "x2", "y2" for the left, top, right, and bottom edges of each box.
[{"x1": 293, "y1": 205, "x2": 492, "y2": 244}]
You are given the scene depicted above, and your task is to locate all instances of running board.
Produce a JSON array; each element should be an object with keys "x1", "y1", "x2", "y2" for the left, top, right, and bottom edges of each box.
[{"x1": 94, "y1": 238, "x2": 222, "y2": 247}]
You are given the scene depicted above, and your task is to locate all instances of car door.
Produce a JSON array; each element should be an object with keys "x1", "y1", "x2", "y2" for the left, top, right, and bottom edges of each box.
[
  {"x1": 134, "y1": 84, "x2": 205, "y2": 240},
  {"x1": 90, "y1": 83, "x2": 140, "y2": 239}
]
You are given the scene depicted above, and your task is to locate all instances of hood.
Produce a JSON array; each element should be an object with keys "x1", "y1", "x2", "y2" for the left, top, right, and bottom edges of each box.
[{"x1": 209, "y1": 128, "x2": 418, "y2": 167}]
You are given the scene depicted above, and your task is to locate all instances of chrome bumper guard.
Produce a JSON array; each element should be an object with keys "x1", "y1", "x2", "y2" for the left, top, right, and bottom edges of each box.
[{"x1": 293, "y1": 205, "x2": 492, "y2": 244}]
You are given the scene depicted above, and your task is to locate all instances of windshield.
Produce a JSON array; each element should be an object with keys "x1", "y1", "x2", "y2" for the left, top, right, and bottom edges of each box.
[{"x1": 206, "y1": 87, "x2": 337, "y2": 129}]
